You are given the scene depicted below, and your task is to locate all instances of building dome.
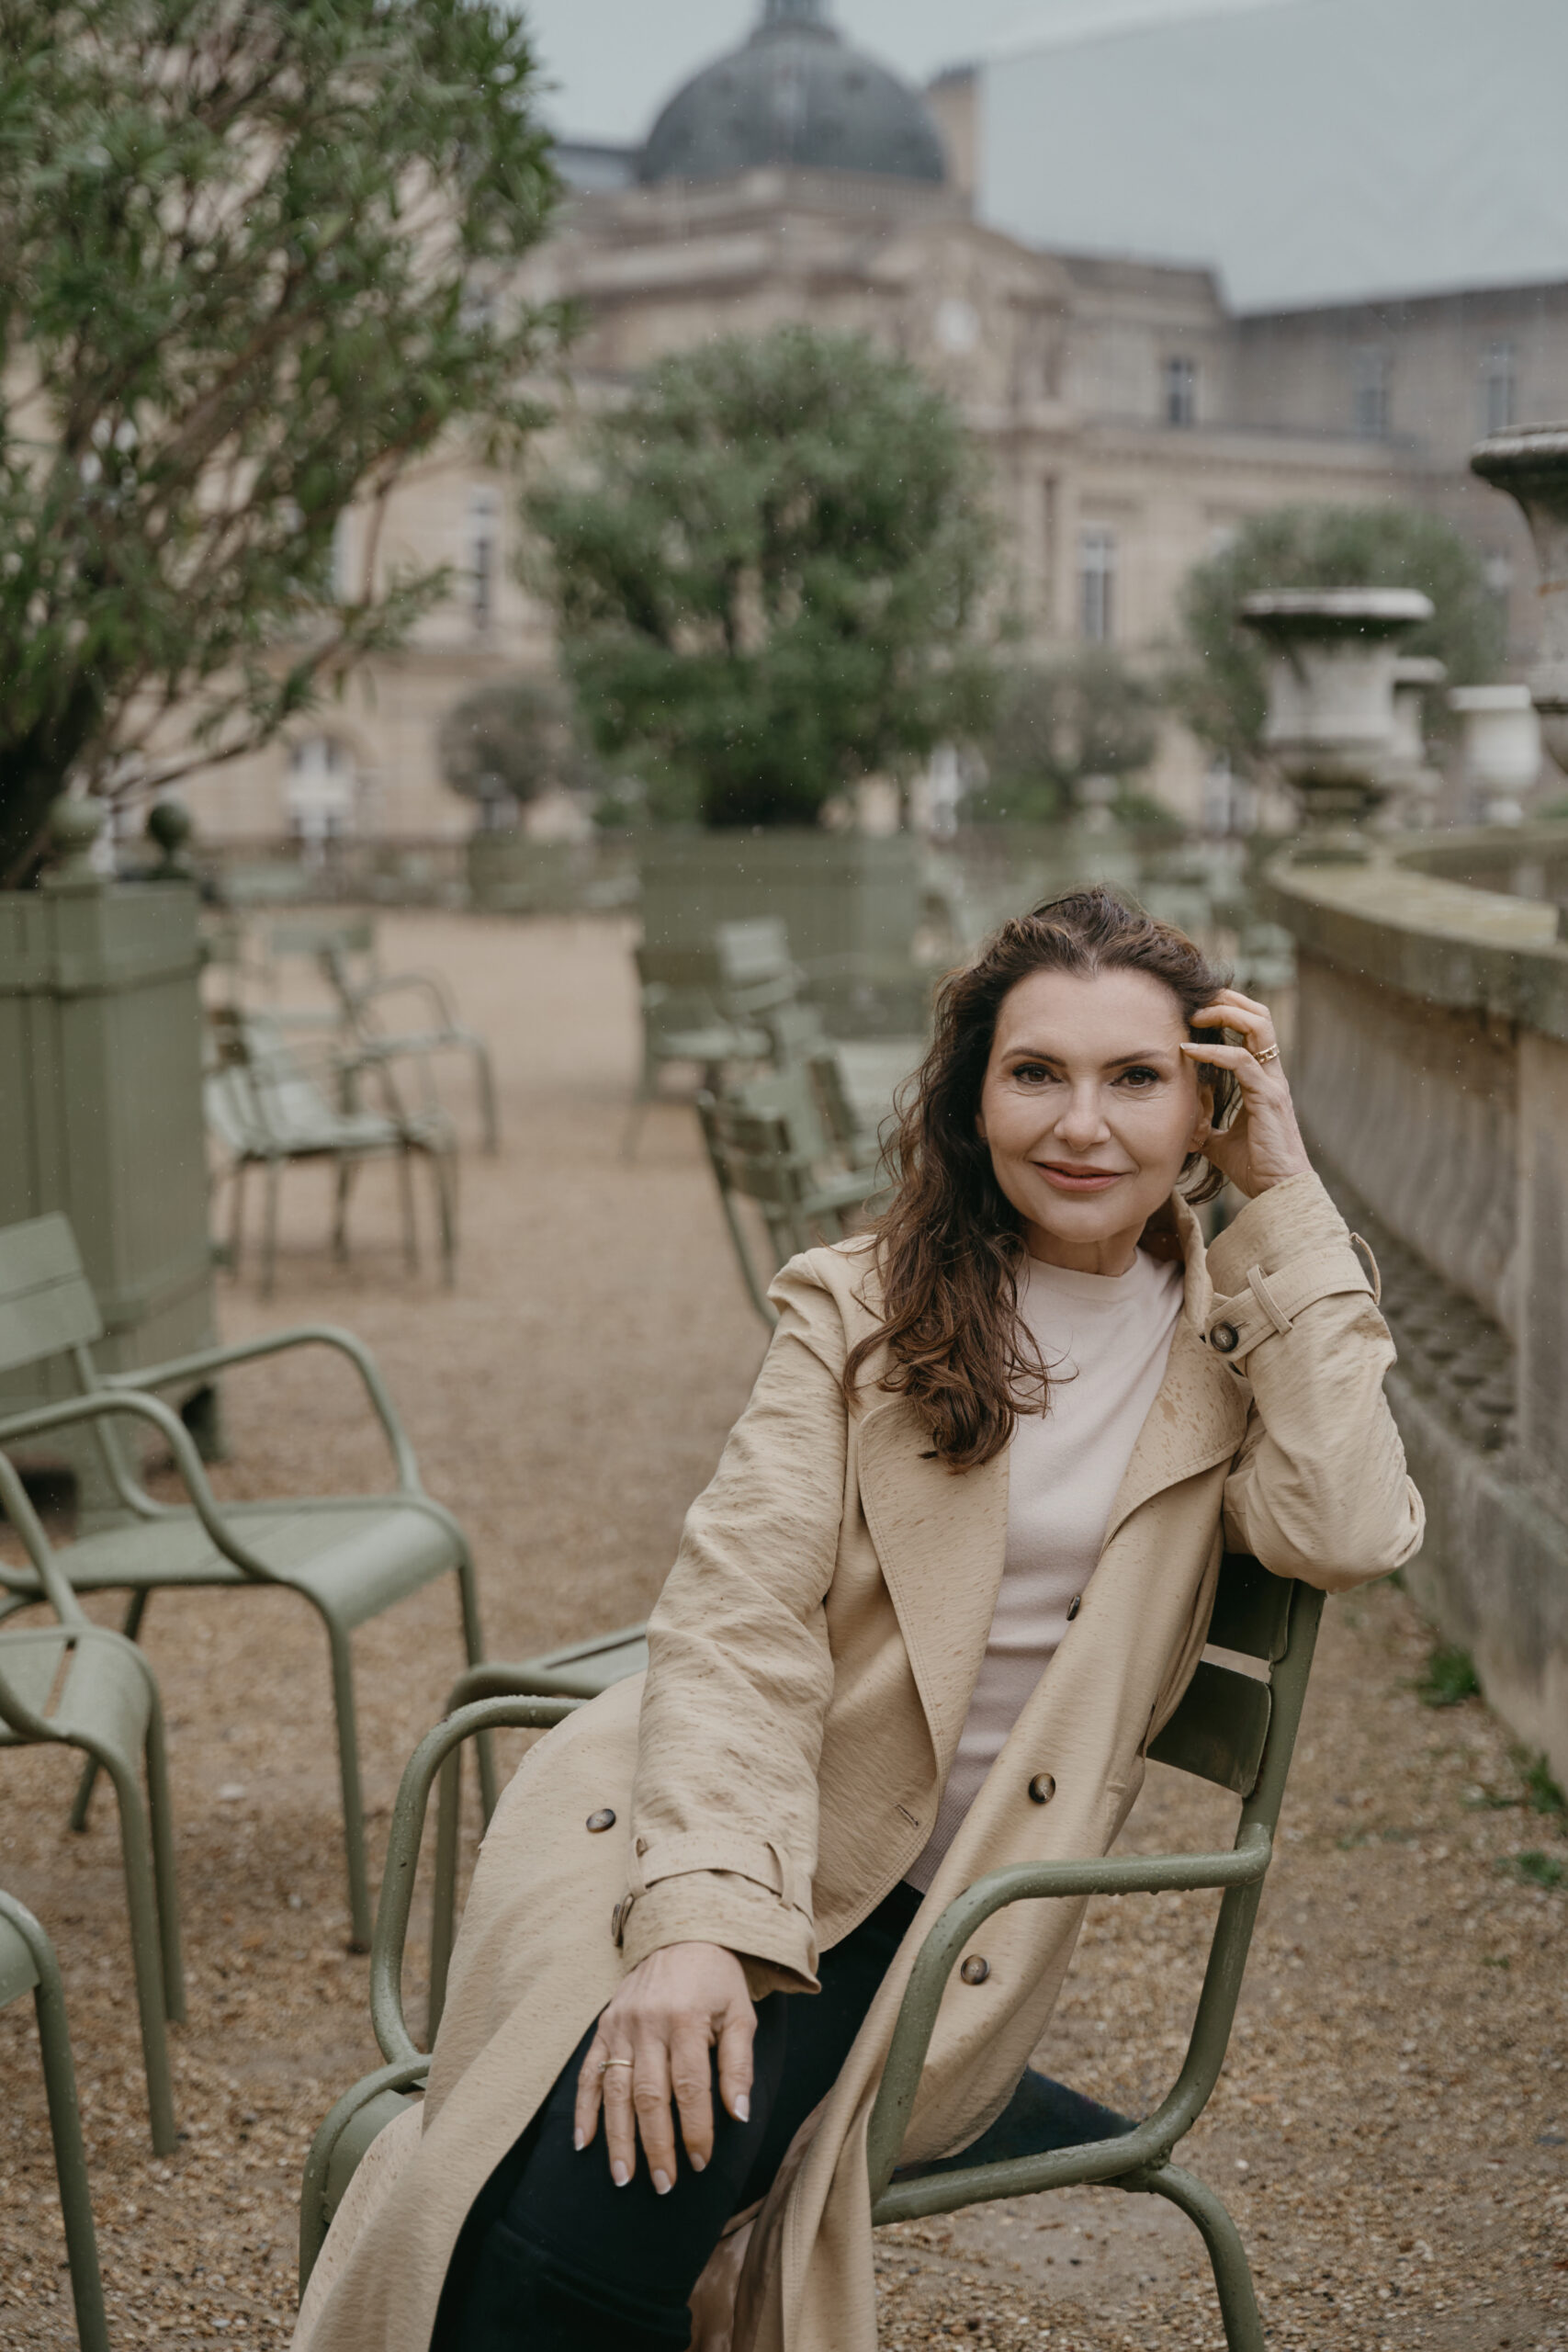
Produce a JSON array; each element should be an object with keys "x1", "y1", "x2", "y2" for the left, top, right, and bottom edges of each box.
[{"x1": 639, "y1": 0, "x2": 946, "y2": 189}]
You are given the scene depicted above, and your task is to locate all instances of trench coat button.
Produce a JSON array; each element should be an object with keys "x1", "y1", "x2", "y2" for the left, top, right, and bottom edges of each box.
[
  {"x1": 610, "y1": 1898, "x2": 626, "y2": 1939},
  {"x1": 1028, "y1": 1772, "x2": 1056, "y2": 1805},
  {"x1": 960, "y1": 1955, "x2": 990, "y2": 1985},
  {"x1": 1210, "y1": 1321, "x2": 1240, "y2": 1354},
  {"x1": 1066, "y1": 1594, "x2": 1081, "y2": 1623},
  {"x1": 586, "y1": 1808, "x2": 616, "y2": 1834}
]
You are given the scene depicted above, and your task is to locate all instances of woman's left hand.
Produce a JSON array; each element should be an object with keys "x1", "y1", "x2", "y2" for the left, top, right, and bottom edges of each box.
[{"x1": 1179, "y1": 989, "x2": 1313, "y2": 1200}]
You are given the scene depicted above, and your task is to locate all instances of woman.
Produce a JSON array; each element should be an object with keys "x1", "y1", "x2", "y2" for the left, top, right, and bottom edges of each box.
[{"x1": 297, "y1": 889, "x2": 1422, "y2": 2352}]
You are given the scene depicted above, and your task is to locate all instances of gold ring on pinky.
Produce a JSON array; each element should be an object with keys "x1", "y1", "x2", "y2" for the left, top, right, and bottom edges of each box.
[{"x1": 1251, "y1": 1044, "x2": 1281, "y2": 1066}]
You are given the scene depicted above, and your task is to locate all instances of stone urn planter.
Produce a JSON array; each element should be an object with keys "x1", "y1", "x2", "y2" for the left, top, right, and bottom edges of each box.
[
  {"x1": 0, "y1": 799, "x2": 216, "y2": 1516},
  {"x1": 1447, "y1": 684, "x2": 1541, "y2": 826},
  {"x1": 1384, "y1": 655, "x2": 1448, "y2": 820},
  {"x1": 1238, "y1": 588, "x2": 1434, "y2": 844},
  {"x1": 1471, "y1": 424, "x2": 1568, "y2": 776}
]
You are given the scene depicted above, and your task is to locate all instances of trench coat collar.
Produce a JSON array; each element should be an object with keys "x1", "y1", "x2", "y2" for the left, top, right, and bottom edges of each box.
[{"x1": 852, "y1": 1190, "x2": 1247, "y2": 1762}]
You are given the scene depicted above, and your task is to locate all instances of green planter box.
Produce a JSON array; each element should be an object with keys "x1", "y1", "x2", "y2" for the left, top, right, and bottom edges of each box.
[
  {"x1": 467, "y1": 830, "x2": 638, "y2": 916},
  {"x1": 0, "y1": 877, "x2": 216, "y2": 1511},
  {"x1": 637, "y1": 831, "x2": 936, "y2": 1035}
]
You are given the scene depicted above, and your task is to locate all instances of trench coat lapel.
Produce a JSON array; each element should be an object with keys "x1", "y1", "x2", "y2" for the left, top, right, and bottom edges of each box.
[
  {"x1": 855, "y1": 1396, "x2": 1008, "y2": 1764},
  {"x1": 852, "y1": 1197, "x2": 1247, "y2": 1758}
]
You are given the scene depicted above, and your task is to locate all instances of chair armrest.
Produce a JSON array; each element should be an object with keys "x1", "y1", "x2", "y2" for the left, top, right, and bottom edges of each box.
[
  {"x1": 0, "y1": 1391, "x2": 283, "y2": 1583},
  {"x1": 370, "y1": 1696, "x2": 583, "y2": 2068},
  {"x1": 103, "y1": 1326, "x2": 422, "y2": 1492},
  {"x1": 866, "y1": 1823, "x2": 1273, "y2": 2204}
]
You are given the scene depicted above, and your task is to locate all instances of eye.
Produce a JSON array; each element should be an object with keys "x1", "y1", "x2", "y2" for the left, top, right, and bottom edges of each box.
[
  {"x1": 1011, "y1": 1058, "x2": 1058, "y2": 1085},
  {"x1": 1116, "y1": 1064, "x2": 1163, "y2": 1089}
]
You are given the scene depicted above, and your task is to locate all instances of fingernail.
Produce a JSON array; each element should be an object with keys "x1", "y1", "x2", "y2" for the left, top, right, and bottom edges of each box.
[
  {"x1": 612, "y1": 2161, "x2": 630, "y2": 2188},
  {"x1": 735, "y1": 2095, "x2": 750, "y2": 2123},
  {"x1": 653, "y1": 2169, "x2": 671, "y2": 2196},
  {"x1": 573, "y1": 2129, "x2": 585, "y2": 2153},
  {"x1": 691, "y1": 2154, "x2": 707, "y2": 2173}
]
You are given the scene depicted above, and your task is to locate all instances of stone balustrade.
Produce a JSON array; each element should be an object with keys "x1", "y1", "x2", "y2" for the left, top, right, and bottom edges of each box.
[{"x1": 1267, "y1": 832, "x2": 1568, "y2": 1783}]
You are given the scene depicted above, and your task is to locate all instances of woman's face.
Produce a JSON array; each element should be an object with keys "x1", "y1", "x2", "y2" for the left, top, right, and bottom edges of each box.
[{"x1": 976, "y1": 965, "x2": 1211, "y2": 1275}]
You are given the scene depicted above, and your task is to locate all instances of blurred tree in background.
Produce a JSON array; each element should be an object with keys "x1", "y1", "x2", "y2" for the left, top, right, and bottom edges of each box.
[
  {"x1": 0, "y1": 0, "x2": 564, "y2": 885},
  {"x1": 965, "y1": 650, "x2": 1162, "y2": 824},
  {"x1": 437, "y1": 678, "x2": 602, "y2": 821},
  {"x1": 1171, "y1": 503, "x2": 1505, "y2": 778},
  {"x1": 528, "y1": 325, "x2": 998, "y2": 829}
]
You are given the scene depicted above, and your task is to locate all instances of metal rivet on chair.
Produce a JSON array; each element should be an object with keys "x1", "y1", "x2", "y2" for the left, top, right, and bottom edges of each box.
[
  {"x1": 586, "y1": 1808, "x2": 616, "y2": 1834},
  {"x1": 1066, "y1": 1594, "x2": 1081, "y2": 1623},
  {"x1": 959, "y1": 1955, "x2": 990, "y2": 1985},
  {"x1": 1211, "y1": 1321, "x2": 1240, "y2": 1354},
  {"x1": 1028, "y1": 1772, "x2": 1056, "y2": 1805}
]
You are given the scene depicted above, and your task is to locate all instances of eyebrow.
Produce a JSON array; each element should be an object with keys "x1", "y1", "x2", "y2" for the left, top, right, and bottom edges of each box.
[{"x1": 1003, "y1": 1044, "x2": 1175, "y2": 1070}]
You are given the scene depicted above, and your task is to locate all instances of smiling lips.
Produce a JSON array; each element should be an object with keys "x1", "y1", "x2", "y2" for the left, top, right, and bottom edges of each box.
[{"x1": 1036, "y1": 1161, "x2": 1127, "y2": 1193}]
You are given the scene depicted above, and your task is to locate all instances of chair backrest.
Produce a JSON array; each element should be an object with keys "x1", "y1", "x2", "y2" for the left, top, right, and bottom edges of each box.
[
  {"x1": 206, "y1": 1009, "x2": 339, "y2": 1148},
  {"x1": 1145, "y1": 1552, "x2": 1316, "y2": 1805},
  {"x1": 0, "y1": 1216, "x2": 104, "y2": 1379}
]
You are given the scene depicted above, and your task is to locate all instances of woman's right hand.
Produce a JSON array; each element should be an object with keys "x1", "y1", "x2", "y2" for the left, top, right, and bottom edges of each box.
[{"x1": 574, "y1": 1940, "x2": 756, "y2": 2194}]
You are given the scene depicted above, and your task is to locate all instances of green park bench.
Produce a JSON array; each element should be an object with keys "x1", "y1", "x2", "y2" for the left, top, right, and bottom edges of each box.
[
  {"x1": 0, "y1": 1212, "x2": 490, "y2": 1954},
  {"x1": 298, "y1": 1552, "x2": 1323, "y2": 2352}
]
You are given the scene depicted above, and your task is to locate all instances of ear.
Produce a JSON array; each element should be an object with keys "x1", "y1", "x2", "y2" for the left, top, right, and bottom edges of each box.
[{"x1": 1188, "y1": 1080, "x2": 1214, "y2": 1152}]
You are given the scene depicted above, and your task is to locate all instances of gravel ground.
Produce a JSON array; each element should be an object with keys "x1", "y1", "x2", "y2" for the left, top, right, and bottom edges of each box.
[{"x1": 1, "y1": 910, "x2": 1562, "y2": 2350}]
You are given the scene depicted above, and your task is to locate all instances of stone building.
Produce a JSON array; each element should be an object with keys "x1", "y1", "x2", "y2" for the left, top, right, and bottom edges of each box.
[{"x1": 186, "y1": 0, "x2": 1568, "y2": 848}]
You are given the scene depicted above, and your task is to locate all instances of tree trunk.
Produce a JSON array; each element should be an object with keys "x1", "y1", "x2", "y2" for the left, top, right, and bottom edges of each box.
[{"x1": 0, "y1": 688, "x2": 107, "y2": 887}]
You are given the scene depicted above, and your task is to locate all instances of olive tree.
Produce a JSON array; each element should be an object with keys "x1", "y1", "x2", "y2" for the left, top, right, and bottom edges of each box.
[{"x1": 0, "y1": 0, "x2": 564, "y2": 883}]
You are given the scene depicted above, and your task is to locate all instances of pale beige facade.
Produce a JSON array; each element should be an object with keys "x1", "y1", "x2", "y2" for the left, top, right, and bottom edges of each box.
[{"x1": 184, "y1": 147, "x2": 1568, "y2": 846}]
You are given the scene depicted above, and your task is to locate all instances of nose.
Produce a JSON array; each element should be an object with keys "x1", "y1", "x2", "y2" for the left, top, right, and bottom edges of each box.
[{"x1": 1055, "y1": 1081, "x2": 1110, "y2": 1150}]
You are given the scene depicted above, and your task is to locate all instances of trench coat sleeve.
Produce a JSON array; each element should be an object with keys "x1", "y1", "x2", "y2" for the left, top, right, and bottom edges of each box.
[
  {"x1": 1208, "y1": 1170, "x2": 1425, "y2": 1590},
  {"x1": 620, "y1": 1253, "x2": 852, "y2": 1995}
]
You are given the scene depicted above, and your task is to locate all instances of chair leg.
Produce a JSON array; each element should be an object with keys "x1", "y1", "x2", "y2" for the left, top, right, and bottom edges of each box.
[
  {"x1": 473, "y1": 1039, "x2": 500, "y2": 1156},
  {"x1": 71, "y1": 1589, "x2": 151, "y2": 1833},
  {"x1": 395, "y1": 1145, "x2": 420, "y2": 1277},
  {"x1": 262, "y1": 1157, "x2": 282, "y2": 1299},
  {"x1": 431, "y1": 1143, "x2": 457, "y2": 1290},
  {"x1": 93, "y1": 1744, "x2": 178, "y2": 2154},
  {"x1": 27, "y1": 1925, "x2": 110, "y2": 2352},
  {"x1": 333, "y1": 1154, "x2": 353, "y2": 1263},
  {"x1": 1130, "y1": 2163, "x2": 1266, "y2": 2352},
  {"x1": 142, "y1": 1690, "x2": 186, "y2": 2023},
  {"x1": 228, "y1": 1159, "x2": 248, "y2": 1276},
  {"x1": 321, "y1": 1610, "x2": 373, "y2": 1951}
]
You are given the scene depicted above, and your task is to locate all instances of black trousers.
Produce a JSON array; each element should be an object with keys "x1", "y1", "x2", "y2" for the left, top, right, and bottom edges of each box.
[{"x1": 430, "y1": 1879, "x2": 925, "y2": 2352}]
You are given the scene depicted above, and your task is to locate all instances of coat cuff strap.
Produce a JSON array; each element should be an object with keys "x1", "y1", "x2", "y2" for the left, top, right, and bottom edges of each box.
[{"x1": 1206, "y1": 1240, "x2": 1379, "y2": 1365}]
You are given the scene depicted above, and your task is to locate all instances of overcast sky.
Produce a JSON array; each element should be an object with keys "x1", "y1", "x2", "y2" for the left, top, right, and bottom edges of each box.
[{"x1": 520, "y1": 0, "x2": 1224, "y2": 143}]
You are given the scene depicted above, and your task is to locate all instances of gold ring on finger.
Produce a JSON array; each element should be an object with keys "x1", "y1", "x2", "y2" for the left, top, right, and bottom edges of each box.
[
  {"x1": 600, "y1": 2057, "x2": 635, "y2": 2073},
  {"x1": 1251, "y1": 1044, "x2": 1280, "y2": 1066}
]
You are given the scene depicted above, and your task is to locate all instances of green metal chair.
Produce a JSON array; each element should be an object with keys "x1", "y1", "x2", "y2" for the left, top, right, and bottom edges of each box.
[
  {"x1": 624, "y1": 943, "x2": 772, "y2": 1159},
  {"x1": 318, "y1": 936, "x2": 501, "y2": 1159},
  {"x1": 204, "y1": 1007, "x2": 458, "y2": 1296},
  {"x1": 696, "y1": 1065, "x2": 890, "y2": 1328},
  {"x1": 0, "y1": 1212, "x2": 490, "y2": 1952},
  {"x1": 865, "y1": 1554, "x2": 1325, "y2": 2352},
  {"x1": 0, "y1": 1888, "x2": 111, "y2": 2351},
  {"x1": 297, "y1": 1554, "x2": 1319, "y2": 2352},
  {"x1": 0, "y1": 1446, "x2": 183, "y2": 2154}
]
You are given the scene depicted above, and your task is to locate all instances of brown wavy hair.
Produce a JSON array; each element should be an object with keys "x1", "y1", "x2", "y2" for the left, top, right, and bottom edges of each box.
[{"x1": 842, "y1": 886, "x2": 1238, "y2": 1470}]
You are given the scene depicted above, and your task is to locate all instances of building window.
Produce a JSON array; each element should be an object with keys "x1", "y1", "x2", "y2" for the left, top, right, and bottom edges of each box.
[
  {"x1": 468, "y1": 488, "x2": 500, "y2": 632},
  {"x1": 286, "y1": 736, "x2": 357, "y2": 853},
  {"x1": 1163, "y1": 356, "x2": 1197, "y2": 427},
  {"x1": 1481, "y1": 342, "x2": 1517, "y2": 435},
  {"x1": 1078, "y1": 526, "x2": 1117, "y2": 644},
  {"x1": 1352, "y1": 347, "x2": 1390, "y2": 439}
]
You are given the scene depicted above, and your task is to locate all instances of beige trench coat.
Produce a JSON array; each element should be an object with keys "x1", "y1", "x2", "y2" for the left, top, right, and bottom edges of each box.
[{"x1": 295, "y1": 1170, "x2": 1422, "y2": 2352}]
